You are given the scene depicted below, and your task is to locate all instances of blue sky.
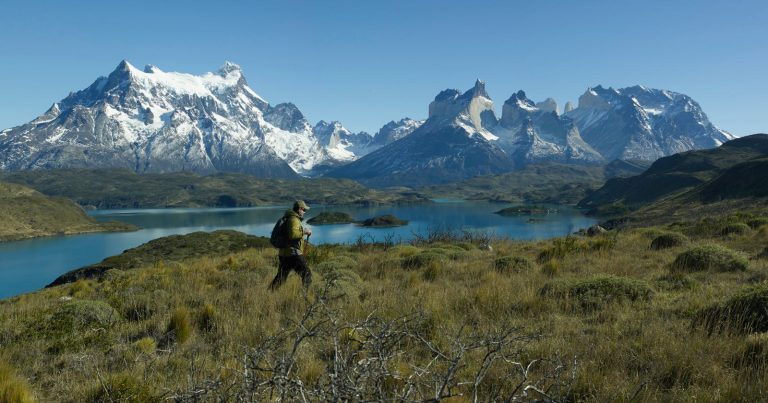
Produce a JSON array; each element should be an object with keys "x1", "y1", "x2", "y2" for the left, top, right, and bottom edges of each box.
[{"x1": 1, "y1": 0, "x2": 766, "y2": 136}]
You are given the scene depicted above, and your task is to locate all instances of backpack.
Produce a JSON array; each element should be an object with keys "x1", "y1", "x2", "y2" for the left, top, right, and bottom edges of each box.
[{"x1": 270, "y1": 216, "x2": 290, "y2": 248}]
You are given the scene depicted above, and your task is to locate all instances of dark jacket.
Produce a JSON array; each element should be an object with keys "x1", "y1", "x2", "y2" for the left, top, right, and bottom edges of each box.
[{"x1": 278, "y1": 209, "x2": 306, "y2": 257}]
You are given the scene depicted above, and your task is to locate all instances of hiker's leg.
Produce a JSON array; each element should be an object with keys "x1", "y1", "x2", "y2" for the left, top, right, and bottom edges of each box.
[
  {"x1": 269, "y1": 257, "x2": 291, "y2": 290},
  {"x1": 292, "y1": 255, "x2": 312, "y2": 288}
]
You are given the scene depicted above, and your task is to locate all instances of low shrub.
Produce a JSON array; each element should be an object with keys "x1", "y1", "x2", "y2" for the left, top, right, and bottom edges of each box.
[
  {"x1": 650, "y1": 233, "x2": 688, "y2": 250},
  {"x1": 387, "y1": 245, "x2": 421, "y2": 257},
  {"x1": 494, "y1": 256, "x2": 534, "y2": 274},
  {"x1": 540, "y1": 275, "x2": 654, "y2": 311},
  {"x1": 720, "y1": 223, "x2": 751, "y2": 236},
  {"x1": 426, "y1": 247, "x2": 468, "y2": 260},
  {"x1": 670, "y1": 245, "x2": 748, "y2": 273},
  {"x1": 50, "y1": 300, "x2": 120, "y2": 331},
  {"x1": 693, "y1": 284, "x2": 768, "y2": 335}
]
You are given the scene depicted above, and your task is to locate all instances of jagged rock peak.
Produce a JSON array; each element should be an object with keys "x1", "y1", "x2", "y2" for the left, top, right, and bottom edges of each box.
[
  {"x1": 564, "y1": 101, "x2": 575, "y2": 113},
  {"x1": 116, "y1": 59, "x2": 132, "y2": 72},
  {"x1": 143, "y1": 64, "x2": 161, "y2": 73},
  {"x1": 469, "y1": 79, "x2": 490, "y2": 99},
  {"x1": 536, "y1": 98, "x2": 559, "y2": 114},
  {"x1": 504, "y1": 90, "x2": 537, "y2": 110},
  {"x1": 577, "y1": 86, "x2": 615, "y2": 110}
]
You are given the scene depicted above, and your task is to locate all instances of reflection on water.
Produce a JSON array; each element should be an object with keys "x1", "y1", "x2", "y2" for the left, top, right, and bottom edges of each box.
[{"x1": 0, "y1": 202, "x2": 598, "y2": 299}]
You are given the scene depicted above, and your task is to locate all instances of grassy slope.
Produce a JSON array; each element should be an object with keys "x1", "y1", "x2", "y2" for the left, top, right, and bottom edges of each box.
[
  {"x1": 0, "y1": 169, "x2": 429, "y2": 209},
  {"x1": 579, "y1": 134, "x2": 768, "y2": 214},
  {"x1": 0, "y1": 182, "x2": 135, "y2": 242},
  {"x1": 2, "y1": 212, "x2": 768, "y2": 400}
]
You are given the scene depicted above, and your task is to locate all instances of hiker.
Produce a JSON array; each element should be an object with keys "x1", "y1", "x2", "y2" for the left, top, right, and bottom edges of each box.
[{"x1": 269, "y1": 200, "x2": 313, "y2": 290}]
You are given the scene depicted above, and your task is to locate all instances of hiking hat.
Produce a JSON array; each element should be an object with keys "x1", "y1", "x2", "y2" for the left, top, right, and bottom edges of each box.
[{"x1": 293, "y1": 200, "x2": 310, "y2": 211}]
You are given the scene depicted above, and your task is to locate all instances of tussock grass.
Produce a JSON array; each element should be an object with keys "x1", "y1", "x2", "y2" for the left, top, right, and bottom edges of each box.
[
  {"x1": 167, "y1": 307, "x2": 193, "y2": 344},
  {"x1": 0, "y1": 360, "x2": 34, "y2": 403},
  {"x1": 734, "y1": 333, "x2": 768, "y2": 369},
  {"x1": 693, "y1": 284, "x2": 768, "y2": 335},
  {"x1": 720, "y1": 222, "x2": 752, "y2": 236},
  {"x1": 747, "y1": 217, "x2": 768, "y2": 229},
  {"x1": 671, "y1": 244, "x2": 749, "y2": 272}
]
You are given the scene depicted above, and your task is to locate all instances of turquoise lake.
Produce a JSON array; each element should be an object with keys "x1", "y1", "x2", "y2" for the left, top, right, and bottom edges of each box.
[{"x1": 0, "y1": 201, "x2": 599, "y2": 299}]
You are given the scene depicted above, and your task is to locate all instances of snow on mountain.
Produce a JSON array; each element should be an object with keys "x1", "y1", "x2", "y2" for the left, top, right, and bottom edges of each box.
[
  {"x1": 324, "y1": 81, "x2": 515, "y2": 186},
  {"x1": 0, "y1": 61, "x2": 367, "y2": 176},
  {"x1": 368, "y1": 118, "x2": 424, "y2": 149},
  {"x1": 312, "y1": 121, "x2": 373, "y2": 162},
  {"x1": 495, "y1": 90, "x2": 603, "y2": 165},
  {"x1": 0, "y1": 63, "x2": 736, "y2": 183},
  {"x1": 566, "y1": 85, "x2": 734, "y2": 161}
]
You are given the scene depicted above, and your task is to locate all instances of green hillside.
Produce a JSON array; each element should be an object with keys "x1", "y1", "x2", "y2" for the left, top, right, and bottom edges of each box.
[
  {"x1": 0, "y1": 182, "x2": 135, "y2": 242},
  {"x1": 0, "y1": 169, "x2": 429, "y2": 209},
  {"x1": 579, "y1": 134, "x2": 768, "y2": 218}
]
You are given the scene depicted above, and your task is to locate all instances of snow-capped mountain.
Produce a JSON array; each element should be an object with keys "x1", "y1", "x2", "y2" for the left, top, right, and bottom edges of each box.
[
  {"x1": 368, "y1": 118, "x2": 424, "y2": 149},
  {"x1": 0, "y1": 61, "x2": 369, "y2": 176},
  {"x1": 495, "y1": 90, "x2": 603, "y2": 165},
  {"x1": 565, "y1": 85, "x2": 734, "y2": 161},
  {"x1": 312, "y1": 120, "x2": 373, "y2": 162},
  {"x1": 0, "y1": 61, "x2": 735, "y2": 184},
  {"x1": 324, "y1": 81, "x2": 515, "y2": 186}
]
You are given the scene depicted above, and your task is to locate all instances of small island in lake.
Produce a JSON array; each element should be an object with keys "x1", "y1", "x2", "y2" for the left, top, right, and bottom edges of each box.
[
  {"x1": 360, "y1": 214, "x2": 409, "y2": 227},
  {"x1": 494, "y1": 205, "x2": 558, "y2": 216},
  {"x1": 306, "y1": 212, "x2": 357, "y2": 225}
]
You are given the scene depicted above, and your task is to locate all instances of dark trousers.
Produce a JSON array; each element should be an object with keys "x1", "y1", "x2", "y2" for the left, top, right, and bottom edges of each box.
[{"x1": 269, "y1": 255, "x2": 312, "y2": 290}]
